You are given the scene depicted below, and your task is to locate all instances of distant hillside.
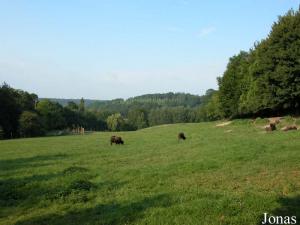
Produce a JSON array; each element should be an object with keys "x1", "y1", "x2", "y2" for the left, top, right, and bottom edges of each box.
[
  {"x1": 39, "y1": 98, "x2": 108, "y2": 107},
  {"x1": 87, "y1": 92, "x2": 207, "y2": 113},
  {"x1": 126, "y1": 92, "x2": 202, "y2": 107},
  {"x1": 41, "y1": 92, "x2": 206, "y2": 110},
  {"x1": 39, "y1": 92, "x2": 216, "y2": 120}
]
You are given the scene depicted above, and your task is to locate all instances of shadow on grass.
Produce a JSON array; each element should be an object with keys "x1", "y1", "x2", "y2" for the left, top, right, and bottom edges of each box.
[
  {"x1": 0, "y1": 154, "x2": 67, "y2": 171},
  {"x1": 272, "y1": 196, "x2": 300, "y2": 219},
  {"x1": 14, "y1": 194, "x2": 171, "y2": 225},
  {"x1": 0, "y1": 165, "x2": 128, "y2": 211},
  {"x1": 0, "y1": 172, "x2": 63, "y2": 207},
  {"x1": 257, "y1": 195, "x2": 300, "y2": 224}
]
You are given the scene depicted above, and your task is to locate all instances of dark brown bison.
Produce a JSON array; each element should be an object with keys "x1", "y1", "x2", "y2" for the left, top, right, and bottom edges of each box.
[
  {"x1": 110, "y1": 136, "x2": 124, "y2": 145},
  {"x1": 281, "y1": 125, "x2": 298, "y2": 131},
  {"x1": 178, "y1": 132, "x2": 186, "y2": 141},
  {"x1": 265, "y1": 123, "x2": 276, "y2": 132}
]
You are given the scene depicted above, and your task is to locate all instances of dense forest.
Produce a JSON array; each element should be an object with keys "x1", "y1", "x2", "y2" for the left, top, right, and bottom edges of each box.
[
  {"x1": 39, "y1": 98, "x2": 106, "y2": 107},
  {"x1": 47, "y1": 92, "x2": 212, "y2": 118},
  {"x1": 208, "y1": 8, "x2": 300, "y2": 119},
  {"x1": 0, "y1": 84, "x2": 106, "y2": 139},
  {"x1": 0, "y1": 7, "x2": 299, "y2": 139}
]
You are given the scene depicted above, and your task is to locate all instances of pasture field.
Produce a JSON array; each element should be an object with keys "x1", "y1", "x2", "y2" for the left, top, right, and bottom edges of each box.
[{"x1": 0, "y1": 120, "x2": 300, "y2": 225}]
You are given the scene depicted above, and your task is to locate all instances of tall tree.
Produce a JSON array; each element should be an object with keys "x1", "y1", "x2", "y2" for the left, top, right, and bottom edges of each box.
[
  {"x1": 218, "y1": 51, "x2": 250, "y2": 118},
  {"x1": 79, "y1": 98, "x2": 85, "y2": 113},
  {"x1": 241, "y1": 9, "x2": 300, "y2": 115},
  {"x1": 127, "y1": 109, "x2": 148, "y2": 129},
  {"x1": 106, "y1": 113, "x2": 125, "y2": 131},
  {"x1": 0, "y1": 84, "x2": 21, "y2": 138}
]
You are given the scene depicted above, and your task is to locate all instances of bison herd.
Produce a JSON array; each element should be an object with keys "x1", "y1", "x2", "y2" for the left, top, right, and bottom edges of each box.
[
  {"x1": 110, "y1": 132, "x2": 186, "y2": 146},
  {"x1": 109, "y1": 119, "x2": 298, "y2": 147}
]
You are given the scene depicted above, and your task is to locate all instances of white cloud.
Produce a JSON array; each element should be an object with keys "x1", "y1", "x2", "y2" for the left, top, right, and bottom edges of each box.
[{"x1": 198, "y1": 26, "x2": 216, "y2": 37}]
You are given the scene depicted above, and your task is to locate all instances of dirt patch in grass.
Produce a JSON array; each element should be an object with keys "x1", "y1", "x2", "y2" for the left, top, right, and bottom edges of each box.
[{"x1": 216, "y1": 121, "x2": 232, "y2": 127}]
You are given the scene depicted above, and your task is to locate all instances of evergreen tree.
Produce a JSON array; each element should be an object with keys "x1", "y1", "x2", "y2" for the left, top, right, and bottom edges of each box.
[{"x1": 79, "y1": 98, "x2": 85, "y2": 112}]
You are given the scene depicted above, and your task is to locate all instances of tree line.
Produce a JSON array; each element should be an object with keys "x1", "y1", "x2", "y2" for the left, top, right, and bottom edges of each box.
[
  {"x1": 206, "y1": 7, "x2": 300, "y2": 119},
  {"x1": 0, "y1": 83, "x2": 107, "y2": 139},
  {"x1": 0, "y1": 84, "x2": 216, "y2": 139}
]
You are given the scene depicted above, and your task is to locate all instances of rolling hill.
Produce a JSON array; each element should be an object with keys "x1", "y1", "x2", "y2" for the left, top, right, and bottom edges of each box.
[{"x1": 0, "y1": 119, "x2": 299, "y2": 225}]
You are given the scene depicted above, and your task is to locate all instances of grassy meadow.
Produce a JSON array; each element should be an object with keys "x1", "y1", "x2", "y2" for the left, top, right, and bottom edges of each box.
[{"x1": 0, "y1": 119, "x2": 300, "y2": 225}]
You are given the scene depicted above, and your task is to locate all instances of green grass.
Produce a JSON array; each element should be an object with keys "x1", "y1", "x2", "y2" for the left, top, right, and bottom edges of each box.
[{"x1": 0, "y1": 120, "x2": 300, "y2": 225}]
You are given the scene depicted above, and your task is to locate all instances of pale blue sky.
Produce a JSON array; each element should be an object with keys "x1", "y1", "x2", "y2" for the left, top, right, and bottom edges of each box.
[{"x1": 0, "y1": 0, "x2": 299, "y2": 99}]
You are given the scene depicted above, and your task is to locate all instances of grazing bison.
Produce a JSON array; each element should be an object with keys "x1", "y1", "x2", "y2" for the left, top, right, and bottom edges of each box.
[
  {"x1": 265, "y1": 123, "x2": 276, "y2": 132},
  {"x1": 281, "y1": 125, "x2": 298, "y2": 131},
  {"x1": 110, "y1": 136, "x2": 124, "y2": 145},
  {"x1": 178, "y1": 132, "x2": 186, "y2": 141}
]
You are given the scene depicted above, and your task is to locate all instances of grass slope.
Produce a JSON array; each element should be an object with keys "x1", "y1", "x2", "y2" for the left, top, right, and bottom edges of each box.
[{"x1": 0, "y1": 120, "x2": 300, "y2": 225}]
